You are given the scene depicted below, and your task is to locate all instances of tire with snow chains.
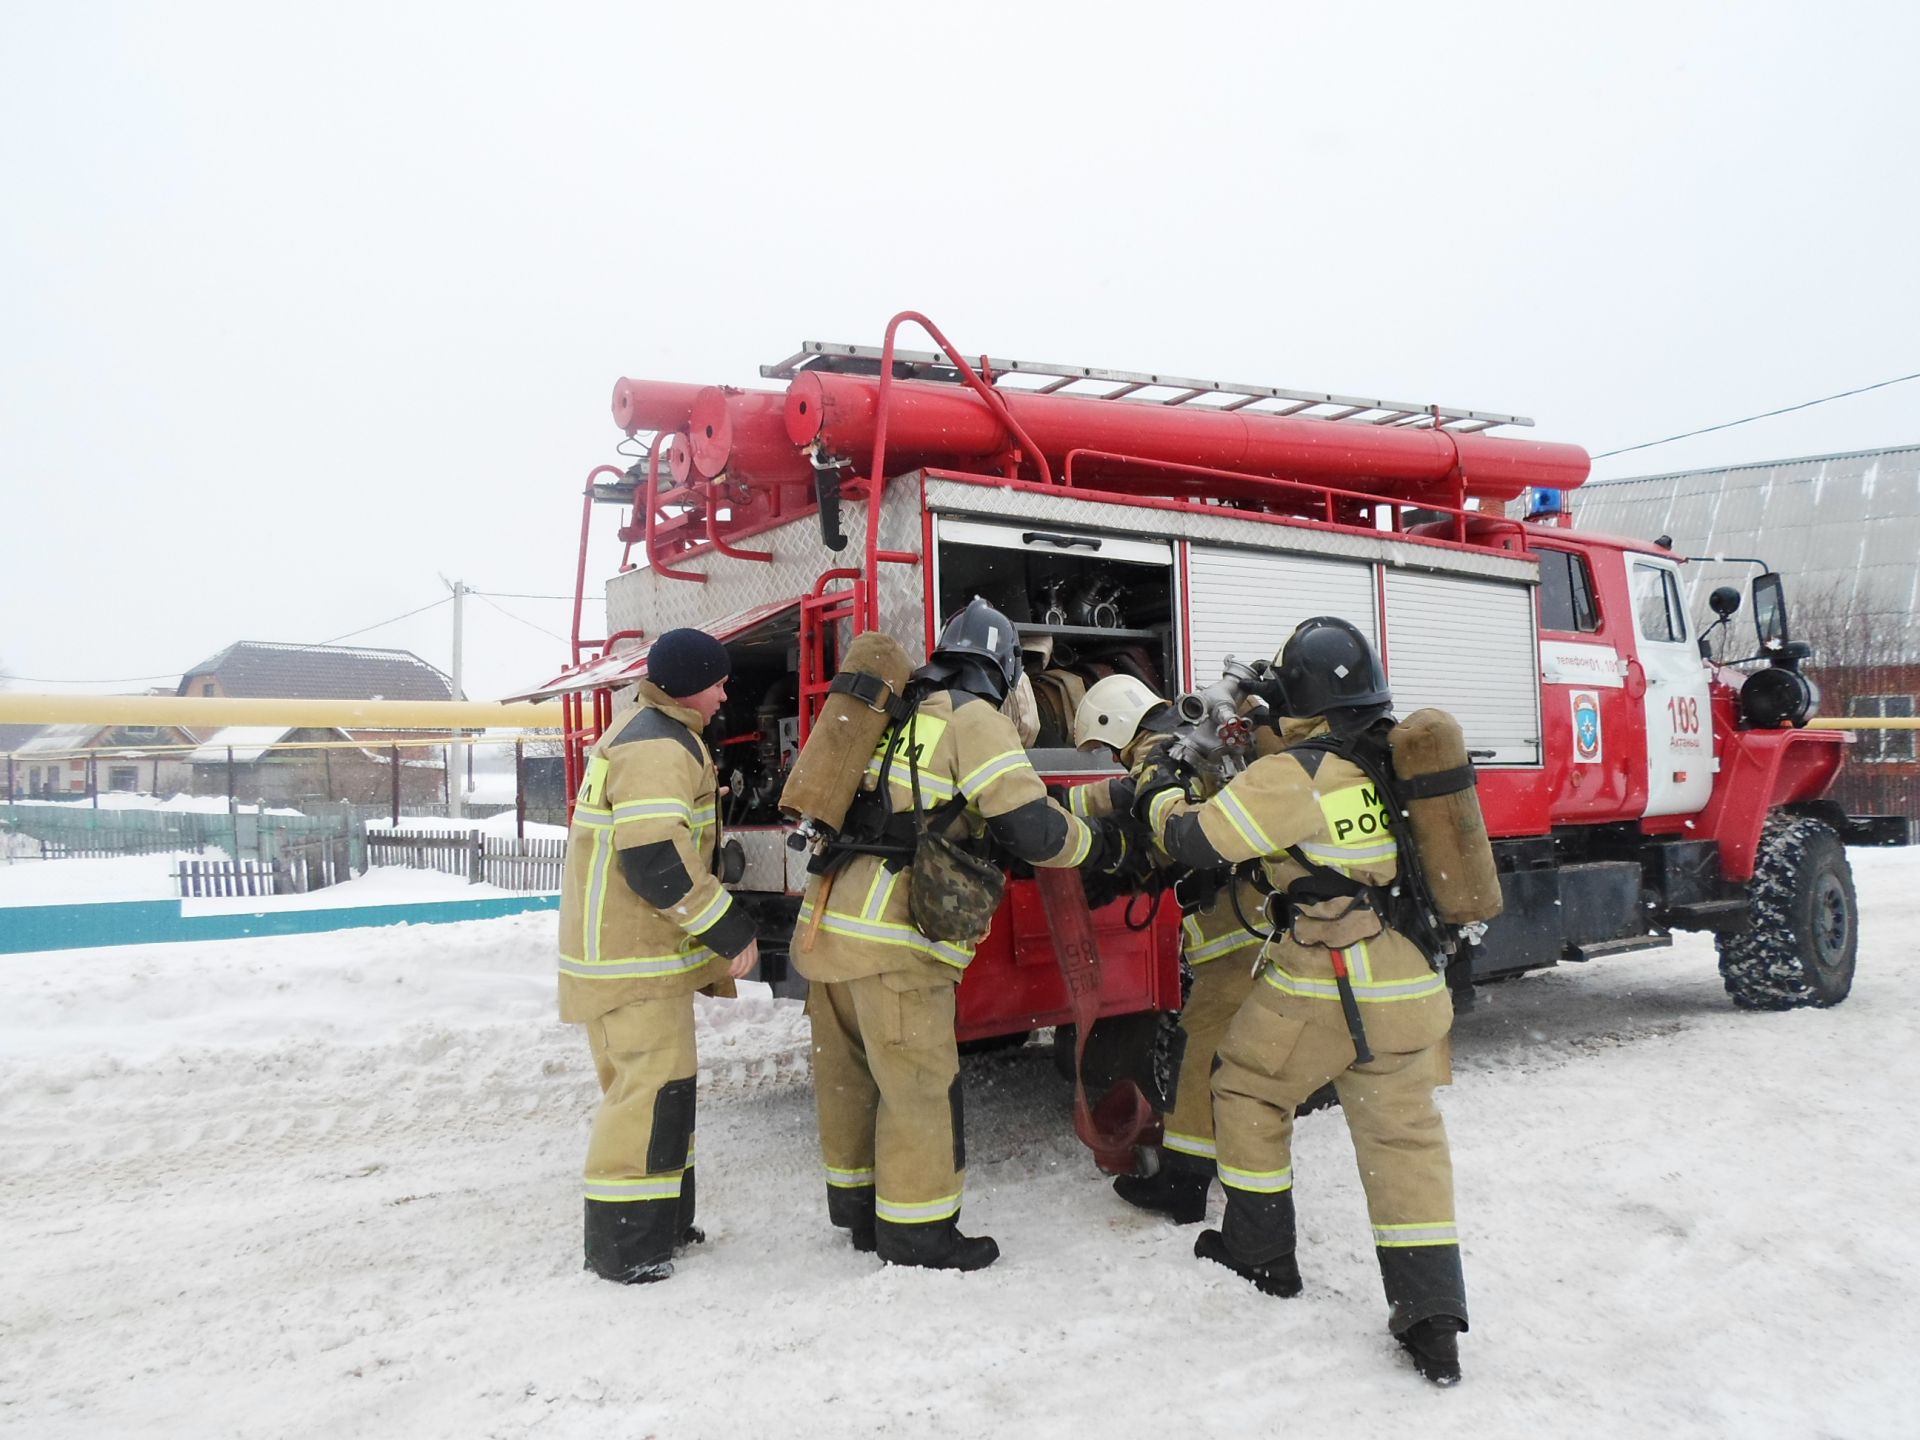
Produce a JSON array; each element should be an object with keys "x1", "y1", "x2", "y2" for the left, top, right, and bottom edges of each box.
[{"x1": 1715, "y1": 813, "x2": 1857, "y2": 1010}]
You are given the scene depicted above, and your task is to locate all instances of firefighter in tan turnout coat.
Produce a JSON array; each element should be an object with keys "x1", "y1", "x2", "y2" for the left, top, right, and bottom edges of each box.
[
  {"x1": 558, "y1": 629, "x2": 759, "y2": 1285},
  {"x1": 1065, "y1": 674, "x2": 1259, "y2": 1224},
  {"x1": 796, "y1": 598, "x2": 1142, "y2": 1271},
  {"x1": 1133, "y1": 617, "x2": 1471, "y2": 1386}
]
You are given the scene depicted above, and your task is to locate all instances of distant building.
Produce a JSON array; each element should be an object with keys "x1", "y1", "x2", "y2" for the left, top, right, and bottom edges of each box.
[
  {"x1": 186, "y1": 726, "x2": 445, "y2": 808},
  {"x1": 7, "y1": 722, "x2": 199, "y2": 799},
  {"x1": 176, "y1": 642, "x2": 456, "y2": 807},
  {"x1": 1568, "y1": 444, "x2": 1920, "y2": 828},
  {"x1": 178, "y1": 641, "x2": 454, "y2": 702}
]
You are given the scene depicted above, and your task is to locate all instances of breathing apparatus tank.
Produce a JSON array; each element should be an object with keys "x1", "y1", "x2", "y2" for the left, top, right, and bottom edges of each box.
[
  {"x1": 777, "y1": 631, "x2": 914, "y2": 835},
  {"x1": 1385, "y1": 709, "x2": 1503, "y2": 926}
]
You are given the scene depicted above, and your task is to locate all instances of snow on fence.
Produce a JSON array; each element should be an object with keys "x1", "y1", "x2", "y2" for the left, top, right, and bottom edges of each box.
[{"x1": 364, "y1": 829, "x2": 564, "y2": 892}]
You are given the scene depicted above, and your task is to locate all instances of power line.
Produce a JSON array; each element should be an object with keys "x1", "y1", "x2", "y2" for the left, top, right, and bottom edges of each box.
[
  {"x1": 309, "y1": 596, "x2": 452, "y2": 647},
  {"x1": 472, "y1": 590, "x2": 570, "y2": 643},
  {"x1": 5, "y1": 670, "x2": 187, "y2": 685},
  {"x1": 1594, "y1": 369, "x2": 1920, "y2": 460},
  {"x1": 7, "y1": 596, "x2": 455, "y2": 687},
  {"x1": 471, "y1": 590, "x2": 581, "y2": 602}
]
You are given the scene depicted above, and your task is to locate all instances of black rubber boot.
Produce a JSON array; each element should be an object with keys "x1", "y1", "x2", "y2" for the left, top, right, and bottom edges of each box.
[
  {"x1": 583, "y1": 1198, "x2": 677, "y2": 1285},
  {"x1": 1397, "y1": 1316, "x2": 1465, "y2": 1386},
  {"x1": 875, "y1": 1217, "x2": 1000, "y2": 1272},
  {"x1": 828, "y1": 1182, "x2": 877, "y2": 1253},
  {"x1": 677, "y1": 1167, "x2": 705, "y2": 1248},
  {"x1": 1112, "y1": 1159, "x2": 1212, "y2": 1224},
  {"x1": 1193, "y1": 1228, "x2": 1303, "y2": 1298}
]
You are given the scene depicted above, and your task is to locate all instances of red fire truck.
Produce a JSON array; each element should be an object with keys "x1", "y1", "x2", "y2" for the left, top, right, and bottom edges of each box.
[{"x1": 525, "y1": 312, "x2": 1892, "y2": 1065}]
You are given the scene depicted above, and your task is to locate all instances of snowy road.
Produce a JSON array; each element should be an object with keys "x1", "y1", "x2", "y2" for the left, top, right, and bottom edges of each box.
[{"x1": 3, "y1": 851, "x2": 1916, "y2": 1439}]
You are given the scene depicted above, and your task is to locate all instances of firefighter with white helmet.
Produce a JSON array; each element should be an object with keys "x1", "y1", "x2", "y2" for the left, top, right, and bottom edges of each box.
[
  {"x1": 1066, "y1": 674, "x2": 1261, "y2": 1224},
  {"x1": 795, "y1": 597, "x2": 1145, "y2": 1271},
  {"x1": 1131, "y1": 616, "x2": 1470, "y2": 1386}
]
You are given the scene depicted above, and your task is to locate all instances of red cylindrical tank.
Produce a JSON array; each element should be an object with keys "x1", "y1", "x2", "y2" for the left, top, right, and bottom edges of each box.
[
  {"x1": 687, "y1": 386, "x2": 815, "y2": 486},
  {"x1": 785, "y1": 371, "x2": 1590, "y2": 503},
  {"x1": 610, "y1": 379, "x2": 708, "y2": 436}
]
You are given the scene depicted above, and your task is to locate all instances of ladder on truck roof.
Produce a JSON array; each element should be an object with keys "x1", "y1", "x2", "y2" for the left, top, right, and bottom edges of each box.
[{"x1": 761, "y1": 341, "x2": 1533, "y2": 434}]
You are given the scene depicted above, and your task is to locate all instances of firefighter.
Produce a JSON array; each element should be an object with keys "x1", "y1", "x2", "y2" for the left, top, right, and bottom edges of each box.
[
  {"x1": 1132, "y1": 617, "x2": 1470, "y2": 1385},
  {"x1": 558, "y1": 628, "x2": 759, "y2": 1286},
  {"x1": 796, "y1": 597, "x2": 1145, "y2": 1271},
  {"x1": 1065, "y1": 674, "x2": 1259, "y2": 1224}
]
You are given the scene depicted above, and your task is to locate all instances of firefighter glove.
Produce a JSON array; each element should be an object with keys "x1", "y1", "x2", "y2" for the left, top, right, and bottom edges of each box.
[{"x1": 1130, "y1": 741, "x2": 1196, "y2": 820}]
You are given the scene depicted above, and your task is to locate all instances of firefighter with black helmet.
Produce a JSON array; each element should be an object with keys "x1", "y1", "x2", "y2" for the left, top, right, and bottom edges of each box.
[
  {"x1": 1131, "y1": 615, "x2": 1471, "y2": 1385},
  {"x1": 1066, "y1": 674, "x2": 1260, "y2": 1224},
  {"x1": 796, "y1": 597, "x2": 1144, "y2": 1271},
  {"x1": 558, "y1": 628, "x2": 760, "y2": 1286}
]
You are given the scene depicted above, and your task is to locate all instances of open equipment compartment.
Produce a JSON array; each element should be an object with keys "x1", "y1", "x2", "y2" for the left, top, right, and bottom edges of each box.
[{"x1": 931, "y1": 515, "x2": 1177, "y2": 757}]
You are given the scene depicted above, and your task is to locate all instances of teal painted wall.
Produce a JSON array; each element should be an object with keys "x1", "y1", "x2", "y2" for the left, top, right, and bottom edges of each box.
[{"x1": 1, "y1": 894, "x2": 559, "y2": 955}]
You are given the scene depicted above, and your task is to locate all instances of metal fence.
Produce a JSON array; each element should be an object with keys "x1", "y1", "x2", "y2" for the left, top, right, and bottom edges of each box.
[{"x1": 1, "y1": 804, "x2": 367, "y2": 869}]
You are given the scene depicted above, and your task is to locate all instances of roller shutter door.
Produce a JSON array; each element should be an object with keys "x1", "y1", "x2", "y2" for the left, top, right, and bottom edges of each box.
[
  {"x1": 1383, "y1": 570, "x2": 1540, "y2": 766},
  {"x1": 1186, "y1": 546, "x2": 1377, "y2": 688}
]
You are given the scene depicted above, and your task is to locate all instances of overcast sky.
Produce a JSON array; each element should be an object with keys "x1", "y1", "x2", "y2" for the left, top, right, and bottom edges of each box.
[{"x1": 4, "y1": 3, "x2": 1916, "y2": 701}]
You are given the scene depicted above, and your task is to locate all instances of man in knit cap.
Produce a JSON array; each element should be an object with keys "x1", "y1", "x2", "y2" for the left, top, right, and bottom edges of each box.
[{"x1": 558, "y1": 627, "x2": 759, "y2": 1284}]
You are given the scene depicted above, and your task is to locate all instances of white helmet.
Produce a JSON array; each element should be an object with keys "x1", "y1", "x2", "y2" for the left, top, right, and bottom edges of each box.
[{"x1": 1073, "y1": 674, "x2": 1169, "y2": 754}]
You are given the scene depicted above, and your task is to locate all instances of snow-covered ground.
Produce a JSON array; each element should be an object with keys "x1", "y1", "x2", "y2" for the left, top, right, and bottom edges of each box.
[{"x1": 3, "y1": 851, "x2": 1916, "y2": 1438}]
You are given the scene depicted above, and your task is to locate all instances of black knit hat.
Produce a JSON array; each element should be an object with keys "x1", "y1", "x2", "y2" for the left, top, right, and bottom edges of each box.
[{"x1": 647, "y1": 628, "x2": 731, "y2": 699}]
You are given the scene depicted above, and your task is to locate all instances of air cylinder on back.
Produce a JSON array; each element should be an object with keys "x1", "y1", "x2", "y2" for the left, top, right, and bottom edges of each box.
[
  {"x1": 1388, "y1": 709, "x2": 1504, "y2": 924},
  {"x1": 777, "y1": 631, "x2": 914, "y2": 835}
]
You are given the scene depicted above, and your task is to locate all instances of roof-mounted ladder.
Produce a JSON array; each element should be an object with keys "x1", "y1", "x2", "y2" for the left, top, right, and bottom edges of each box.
[{"x1": 762, "y1": 341, "x2": 1532, "y2": 434}]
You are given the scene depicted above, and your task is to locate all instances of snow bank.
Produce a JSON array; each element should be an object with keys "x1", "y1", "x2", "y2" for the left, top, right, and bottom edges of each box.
[{"x1": 3, "y1": 852, "x2": 1916, "y2": 1437}]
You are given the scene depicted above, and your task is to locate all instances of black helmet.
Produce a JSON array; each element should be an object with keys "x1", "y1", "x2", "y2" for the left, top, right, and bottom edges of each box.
[
  {"x1": 930, "y1": 596, "x2": 1022, "y2": 704},
  {"x1": 1275, "y1": 616, "x2": 1391, "y2": 718}
]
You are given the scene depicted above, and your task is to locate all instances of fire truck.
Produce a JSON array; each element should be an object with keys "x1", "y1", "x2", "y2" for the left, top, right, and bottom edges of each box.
[{"x1": 525, "y1": 311, "x2": 1890, "y2": 1068}]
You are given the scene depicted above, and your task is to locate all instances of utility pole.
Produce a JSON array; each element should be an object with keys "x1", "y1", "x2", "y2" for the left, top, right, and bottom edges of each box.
[{"x1": 444, "y1": 576, "x2": 467, "y2": 820}]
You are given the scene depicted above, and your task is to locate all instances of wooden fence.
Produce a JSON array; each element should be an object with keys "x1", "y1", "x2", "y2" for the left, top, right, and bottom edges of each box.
[
  {"x1": 364, "y1": 830, "x2": 564, "y2": 892},
  {"x1": 37, "y1": 831, "x2": 189, "y2": 860},
  {"x1": 176, "y1": 859, "x2": 281, "y2": 898}
]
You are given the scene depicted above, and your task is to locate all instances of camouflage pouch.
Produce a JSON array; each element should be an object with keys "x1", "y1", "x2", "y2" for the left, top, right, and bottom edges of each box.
[
  {"x1": 909, "y1": 829, "x2": 1005, "y2": 943},
  {"x1": 902, "y1": 708, "x2": 1004, "y2": 944}
]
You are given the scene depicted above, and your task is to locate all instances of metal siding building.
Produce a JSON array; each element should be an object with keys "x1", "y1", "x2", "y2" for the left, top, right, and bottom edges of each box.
[{"x1": 1572, "y1": 445, "x2": 1920, "y2": 659}]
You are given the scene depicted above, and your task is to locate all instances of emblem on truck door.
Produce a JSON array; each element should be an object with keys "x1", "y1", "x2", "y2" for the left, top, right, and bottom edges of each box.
[{"x1": 1572, "y1": 691, "x2": 1603, "y2": 764}]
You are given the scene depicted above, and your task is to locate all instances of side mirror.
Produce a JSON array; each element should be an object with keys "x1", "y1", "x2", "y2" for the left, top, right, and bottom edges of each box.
[
  {"x1": 1752, "y1": 572, "x2": 1789, "y2": 649},
  {"x1": 1709, "y1": 586, "x2": 1742, "y2": 619}
]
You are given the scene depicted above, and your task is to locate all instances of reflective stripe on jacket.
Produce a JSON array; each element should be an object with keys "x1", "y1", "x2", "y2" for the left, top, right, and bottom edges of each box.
[
  {"x1": 795, "y1": 688, "x2": 1093, "y2": 986},
  {"x1": 1146, "y1": 719, "x2": 1449, "y2": 1053},
  {"x1": 557, "y1": 681, "x2": 739, "y2": 1023}
]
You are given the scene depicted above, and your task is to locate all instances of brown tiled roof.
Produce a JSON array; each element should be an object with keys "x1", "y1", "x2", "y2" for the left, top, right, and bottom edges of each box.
[{"x1": 179, "y1": 642, "x2": 454, "y2": 701}]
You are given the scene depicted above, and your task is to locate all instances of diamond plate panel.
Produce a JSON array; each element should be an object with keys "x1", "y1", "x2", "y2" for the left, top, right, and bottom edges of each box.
[{"x1": 604, "y1": 484, "x2": 932, "y2": 661}]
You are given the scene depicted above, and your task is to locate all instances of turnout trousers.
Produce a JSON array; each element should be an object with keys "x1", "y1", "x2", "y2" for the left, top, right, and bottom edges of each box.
[
  {"x1": 804, "y1": 972, "x2": 966, "y2": 1239},
  {"x1": 1160, "y1": 957, "x2": 1258, "y2": 1177},
  {"x1": 581, "y1": 994, "x2": 699, "y2": 1272},
  {"x1": 1211, "y1": 983, "x2": 1467, "y2": 1334}
]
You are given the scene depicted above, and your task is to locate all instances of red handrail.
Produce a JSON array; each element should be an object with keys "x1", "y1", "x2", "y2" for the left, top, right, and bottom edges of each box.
[{"x1": 862, "y1": 311, "x2": 1039, "y2": 628}]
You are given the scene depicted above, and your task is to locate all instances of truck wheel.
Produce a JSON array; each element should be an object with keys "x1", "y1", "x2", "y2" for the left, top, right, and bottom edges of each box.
[{"x1": 1715, "y1": 814, "x2": 1857, "y2": 1010}]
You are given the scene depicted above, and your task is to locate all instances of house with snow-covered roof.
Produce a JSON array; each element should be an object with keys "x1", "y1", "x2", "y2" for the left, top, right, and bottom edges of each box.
[
  {"x1": 177, "y1": 641, "x2": 454, "y2": 703},
  {"x1": 175, "y1": 642, "x2": 456, "y2": 808}
]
